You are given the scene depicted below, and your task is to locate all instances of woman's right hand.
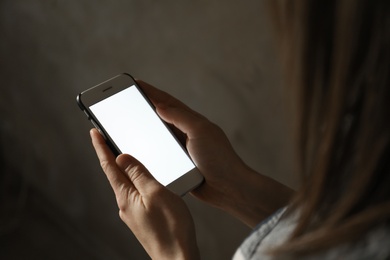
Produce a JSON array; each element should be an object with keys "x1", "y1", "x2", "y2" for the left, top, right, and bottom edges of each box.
[
  {"x1": 138, "y1": 81, "x2": 246, "y2": 203},
  {"x1": 139, "y1": 80, "x2": 293, "y2": 227}
]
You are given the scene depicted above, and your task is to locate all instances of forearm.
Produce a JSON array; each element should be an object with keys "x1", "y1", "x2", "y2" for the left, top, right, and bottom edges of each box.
[{"x1": 219, "y1": 165, "x2": 294, "y2": 228}]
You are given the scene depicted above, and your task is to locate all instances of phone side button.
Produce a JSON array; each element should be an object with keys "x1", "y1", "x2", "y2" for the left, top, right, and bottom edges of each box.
[
  {"x1": 83, "y1": 110, "x2": 90, "y2": 119},
  {"x1": 90, "y1": 119, "x2": 107, "y2": 141}
]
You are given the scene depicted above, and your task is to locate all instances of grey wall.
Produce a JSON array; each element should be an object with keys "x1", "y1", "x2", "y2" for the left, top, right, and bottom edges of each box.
[{"x1": 0, "y1": 1, "x2": 295, "y2": 259}]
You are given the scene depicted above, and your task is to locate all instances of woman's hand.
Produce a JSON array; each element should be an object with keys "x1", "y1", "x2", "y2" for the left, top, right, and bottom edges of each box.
[
  {"x1": 139, "y1": 80, "x2": 294, "y2": 228},
  {"x1": 90, "y1": 129, "x2": 200, "y2": 260},
  {"x1": 138, "y1": 81, "x2": 247, "y2": 206}
]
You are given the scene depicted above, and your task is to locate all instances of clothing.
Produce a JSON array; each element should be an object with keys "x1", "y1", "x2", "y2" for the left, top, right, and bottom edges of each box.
[{"x1": 233, "y1": 207, "x2": 390, "y2": 260}]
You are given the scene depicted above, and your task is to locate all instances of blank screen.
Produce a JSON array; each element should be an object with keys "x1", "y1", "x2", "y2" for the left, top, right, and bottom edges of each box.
[{"x1": 89, "y1": 86, "x2": 195, "y2": 186}]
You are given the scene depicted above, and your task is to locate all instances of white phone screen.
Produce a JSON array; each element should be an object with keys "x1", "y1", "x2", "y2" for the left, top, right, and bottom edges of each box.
[{"x1": 89, "y1": 85, "x2": 195, "y2": 186}]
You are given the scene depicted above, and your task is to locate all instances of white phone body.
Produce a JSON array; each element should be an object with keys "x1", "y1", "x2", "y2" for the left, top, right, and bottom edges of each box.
[{"x1": 77, "y1": 73, "x2": 203, "y2": 196}]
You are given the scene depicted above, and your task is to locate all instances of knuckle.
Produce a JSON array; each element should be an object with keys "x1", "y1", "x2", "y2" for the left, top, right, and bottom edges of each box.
[
  {"x1": 99, "y1": 159, "x2": 111, "y2": 172},
  {"x1": 116, "y1": 190, "x2": 129, "y2": 212},
  {"x1": 118, "y1": 209, "x2": 127, "y2": 222},
  {"x1": 152, "y1": 185, "x2": 173, "y2": 201},
  {"x1": 126, "y1": 164, "x2": 145, "y2": 183},
  {"x1": 192, "y1": 118, "x2": 212, "y2": 132},
  {"x1": 198, "y1": 120, "x2": 221, "y2": 135}
]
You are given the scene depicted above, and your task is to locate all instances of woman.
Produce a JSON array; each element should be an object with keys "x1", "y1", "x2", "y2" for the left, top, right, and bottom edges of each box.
[{"x1": 90, "y1": 0, "x2": 390, "y2": 259}]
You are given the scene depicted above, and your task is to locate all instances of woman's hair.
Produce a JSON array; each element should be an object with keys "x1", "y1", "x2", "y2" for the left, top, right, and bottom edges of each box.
[{"x1": 270, "y1": 0, "x2": 390, "y2": 255}]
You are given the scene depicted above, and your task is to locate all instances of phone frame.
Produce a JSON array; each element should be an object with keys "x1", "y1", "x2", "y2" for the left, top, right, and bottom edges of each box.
[{"x1": 77, "y1": 73, "x2": 203, "y2": 196}]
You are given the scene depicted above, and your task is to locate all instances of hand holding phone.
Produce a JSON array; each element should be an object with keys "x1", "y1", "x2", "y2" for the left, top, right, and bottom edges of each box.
[
  {"x1": 77, "y1": 73, "x2": 203, "y2": 196},
  {"x1": 90, "y1": 128, "x2": 200, "y2": 259}
]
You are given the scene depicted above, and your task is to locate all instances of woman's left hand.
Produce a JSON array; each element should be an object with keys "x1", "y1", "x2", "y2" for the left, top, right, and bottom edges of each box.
[{"x1": 90, "y1": 128, "x2": 200, "y2": 260}]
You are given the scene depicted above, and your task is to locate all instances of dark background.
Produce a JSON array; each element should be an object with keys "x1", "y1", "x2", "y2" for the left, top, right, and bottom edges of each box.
[{"x1": 0, "y1": 1, "x2": 295, "y2": 259}]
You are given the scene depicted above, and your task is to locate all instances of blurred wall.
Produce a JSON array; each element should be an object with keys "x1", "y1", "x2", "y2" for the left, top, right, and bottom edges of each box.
[{"x1": 0, "y1": 1, "x2": 294, "y2": 259}]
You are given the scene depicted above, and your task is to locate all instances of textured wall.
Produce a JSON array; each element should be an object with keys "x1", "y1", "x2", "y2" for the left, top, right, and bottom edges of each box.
[{"x1": 0, "y1": 1, "x2": 294, "y2": 259}]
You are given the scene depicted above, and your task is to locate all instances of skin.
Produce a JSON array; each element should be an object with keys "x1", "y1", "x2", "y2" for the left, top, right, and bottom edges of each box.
[{"x1": 90, "y1": 80, "x2": 294, "y2": 259}]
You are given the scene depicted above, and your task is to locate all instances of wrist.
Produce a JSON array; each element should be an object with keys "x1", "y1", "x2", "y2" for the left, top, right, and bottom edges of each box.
[
  {"x1": 220, "y1": 164, "x2": 294, "y2": 228},
  {"x1": 150, "y1": 243, "x2": 200, "y2": 260}
]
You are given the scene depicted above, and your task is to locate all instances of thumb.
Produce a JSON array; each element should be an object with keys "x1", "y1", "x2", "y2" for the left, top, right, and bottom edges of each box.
[{"x1": 116, "y1": 154, "x2": 162, "y2": 195}]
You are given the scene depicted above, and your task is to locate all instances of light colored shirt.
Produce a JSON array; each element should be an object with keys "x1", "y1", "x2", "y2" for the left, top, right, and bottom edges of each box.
[{"x1": 233, "y1": 207, "x2": 390, "y2": 260}]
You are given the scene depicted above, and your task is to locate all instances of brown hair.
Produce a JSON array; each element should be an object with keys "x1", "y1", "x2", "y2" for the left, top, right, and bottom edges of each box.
[{"x1": 270, "y1": 0, "x2": 390, "y2": 255}]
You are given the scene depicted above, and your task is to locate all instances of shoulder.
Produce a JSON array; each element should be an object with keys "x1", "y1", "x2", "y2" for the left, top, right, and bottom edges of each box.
[
  {"x1": 317, "y1": 224, "x2": 390, "y2": 260},
  {"x1": 233, "y1": 207, "x2": 289, "y2": 260},
  {"x1": 233, "y1": 208, "x2": 390, "y2": 260}
]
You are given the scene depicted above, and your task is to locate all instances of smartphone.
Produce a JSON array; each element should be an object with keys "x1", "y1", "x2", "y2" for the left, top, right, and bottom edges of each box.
[{"x1": 77, "y1": 73, "x2": 204, "y2": 196}]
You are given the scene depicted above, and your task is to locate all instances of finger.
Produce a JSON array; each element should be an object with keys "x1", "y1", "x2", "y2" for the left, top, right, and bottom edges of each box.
[
  {"x1": 156, "y1": 105, "x2": 210, "y2": 139},
  {"x1": 90, "y1": 128, "x2": 133, "y2": 191},
  {"x1": 136, "y1": 80, "x2": 172, "y2": 105},
  {"x1": 136, "y1": 79, "x2": 210, "y2": 136},
  {"x1": 116, "y1": 153, "x2": 163, "y2": 196},
  {"x1": 136, "y1": 80, "x2": 193, "y2": 113}
]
